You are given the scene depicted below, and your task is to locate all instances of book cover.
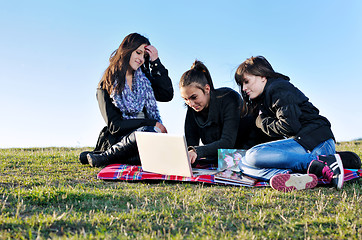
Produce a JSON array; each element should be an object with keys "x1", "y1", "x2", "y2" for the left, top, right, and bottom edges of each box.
[
  {"x1": 217, "y1": 149, "x2": 246, "y2": 172},
  {"x1": 216, "y1": 149, "x2": 258, "y2": 186}
]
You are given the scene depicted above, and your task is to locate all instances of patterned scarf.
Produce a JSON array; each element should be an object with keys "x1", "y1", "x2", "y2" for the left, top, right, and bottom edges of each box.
[{"x1": 110, "y1": 68, "x2": 162, "y2": 123}]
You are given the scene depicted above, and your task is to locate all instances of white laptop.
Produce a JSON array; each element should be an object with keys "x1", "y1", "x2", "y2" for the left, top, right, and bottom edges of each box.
[{"x1": 135, "y1": 132, "x2": 217, "y2": 177}]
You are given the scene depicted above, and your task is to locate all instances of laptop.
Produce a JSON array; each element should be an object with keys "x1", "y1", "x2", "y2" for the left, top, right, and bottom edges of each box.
[{"x1": 135, "y1": 132, "x2": 217, "y2": 177}]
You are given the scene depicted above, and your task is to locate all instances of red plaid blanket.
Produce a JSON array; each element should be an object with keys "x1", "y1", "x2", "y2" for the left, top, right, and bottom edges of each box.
[
  {"x1": 97, "y1": 164, "x2": 362, "y2": 187},
  {"x1": 97, "y1": 164, "x2": 214, "y2": 184}
]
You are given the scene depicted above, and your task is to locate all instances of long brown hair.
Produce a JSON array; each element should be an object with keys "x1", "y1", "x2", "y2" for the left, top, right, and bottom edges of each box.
[
  {"x1": 99, "y1": 33, "x2": 150, "y2": 94},
  {"x1": 234, "y1": 56, "x2": 290, "y2": 116},
  {"x1": 179, "y1": 60, "x2": 215, "y2": 92}
]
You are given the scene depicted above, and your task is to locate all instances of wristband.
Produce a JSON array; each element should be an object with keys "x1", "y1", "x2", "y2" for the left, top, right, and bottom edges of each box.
[{"x1": 188, "y1": 146, "x2": 197, "y2": 153}]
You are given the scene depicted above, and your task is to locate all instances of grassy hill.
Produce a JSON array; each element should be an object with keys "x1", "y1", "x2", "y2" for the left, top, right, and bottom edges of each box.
[{"x1": 0, "y1": 141, "x2": 361, "y2": 239}]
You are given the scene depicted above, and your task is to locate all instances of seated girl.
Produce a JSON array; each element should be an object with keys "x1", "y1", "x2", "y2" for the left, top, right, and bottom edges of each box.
[
  {"x1": 234, "y1": 56, "x2": 344, "y2": 191},
  {"x1": 179, "y1": 60, "x2": 261, "y2": 166},
  {"x1": 80, "y1": 33, "x2": 173, "y2": 167}
]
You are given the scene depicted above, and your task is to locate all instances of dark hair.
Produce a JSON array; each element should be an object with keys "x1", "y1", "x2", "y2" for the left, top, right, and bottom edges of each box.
[
  {"x1": 99, "y1": 33, "x2": 151, "y2": 94},
  {"x1": 234, "y1": 56, "x2": 290, "y2": 116},
  {"x1": 179, "y1": 60, "x2": 215, "y2": 93},
  {"x1": 234, "y1": 56, "x2": 289, "y2": 87}
]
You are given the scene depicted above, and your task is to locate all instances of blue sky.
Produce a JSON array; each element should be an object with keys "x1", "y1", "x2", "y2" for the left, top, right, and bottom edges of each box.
[{"x1": 1, "y1": 0, "x2": 361, "y2": 148}]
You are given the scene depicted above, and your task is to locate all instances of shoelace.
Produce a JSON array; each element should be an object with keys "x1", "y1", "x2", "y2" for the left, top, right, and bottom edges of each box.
[{"x1": 321, "y1": 165, "x2": 334, "y2": 181}]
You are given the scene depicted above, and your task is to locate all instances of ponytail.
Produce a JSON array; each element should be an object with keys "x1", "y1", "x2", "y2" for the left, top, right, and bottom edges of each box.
[{"x1": 179, "y1": 60, "x2": 214, "y2": 92}]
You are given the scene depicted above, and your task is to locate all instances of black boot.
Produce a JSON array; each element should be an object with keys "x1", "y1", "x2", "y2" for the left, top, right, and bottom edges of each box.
[
  {"x1": 87, "y1": 132, "x2": 139, "y2": 167},
  {"x1": 336, "y1": 151, "x2": 361, "y2": 169},
  {"x1": 79, "y1": 151, "x2": 102, "y2": 164}
]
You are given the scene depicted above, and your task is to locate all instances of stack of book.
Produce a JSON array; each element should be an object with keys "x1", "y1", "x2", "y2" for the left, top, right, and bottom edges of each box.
[{"x1": 214, "y1": 149, "x2": 257, "y2": 187}]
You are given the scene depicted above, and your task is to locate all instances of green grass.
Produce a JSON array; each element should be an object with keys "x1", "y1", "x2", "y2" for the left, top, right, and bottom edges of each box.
[{"x1": 0, "y1": 142, "x2": 361, "y2": 239}]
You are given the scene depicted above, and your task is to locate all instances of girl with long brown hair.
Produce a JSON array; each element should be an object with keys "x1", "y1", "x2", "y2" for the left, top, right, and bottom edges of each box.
[{"x1": 80, "y1": 33, "x2": 173, "y2": 167}]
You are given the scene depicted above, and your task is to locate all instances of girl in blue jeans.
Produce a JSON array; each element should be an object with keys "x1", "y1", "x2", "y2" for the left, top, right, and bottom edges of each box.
[{"x1": 234, "y1": 56, "x2": 344, "y2": 191}]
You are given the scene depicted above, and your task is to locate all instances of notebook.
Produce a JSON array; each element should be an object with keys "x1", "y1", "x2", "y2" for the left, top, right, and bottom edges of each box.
[{"x1": 135, "y1": 132, "x2": 218, "y2": 177}]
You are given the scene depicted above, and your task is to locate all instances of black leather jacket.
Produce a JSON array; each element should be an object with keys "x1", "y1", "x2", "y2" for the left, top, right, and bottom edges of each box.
[{"x1": 254, "y1": 78, "x2": 334, "y2": 151}]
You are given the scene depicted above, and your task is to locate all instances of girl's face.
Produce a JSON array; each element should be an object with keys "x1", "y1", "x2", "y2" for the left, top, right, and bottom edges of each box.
[
  {"x1": 180, "y1": 84, "x2": 211, "y2": 112},
  {"x1": 128, "y1": 44, "x2": 147, "y2": 71},
  {"x1": 242, "y1": 73, "x2": 267, "y2": 99}
]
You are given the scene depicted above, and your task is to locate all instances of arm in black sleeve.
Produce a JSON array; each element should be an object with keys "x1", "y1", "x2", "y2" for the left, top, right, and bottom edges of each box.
[
  {"x1": 96, "y1": 88, "x2": 157, "y2": 136},
  {"x1": 146, "y1": 58, "x2": 174, "y2": 102},
  {"x1": 195, "y1": 91, "x2": 242, "y2": 158},
  {"x1": 258, "y1": 85, "x2": 304, "y2": 138}
]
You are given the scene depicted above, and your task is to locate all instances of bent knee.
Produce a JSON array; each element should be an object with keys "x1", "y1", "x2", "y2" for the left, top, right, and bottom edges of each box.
[{"x1": 243, "y1": 146, "x2": 270, "y2": 167}]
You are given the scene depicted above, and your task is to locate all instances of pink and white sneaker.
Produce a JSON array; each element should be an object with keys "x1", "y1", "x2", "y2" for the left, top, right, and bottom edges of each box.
[
  {"x1": 308, "y1": 154, "x2": 344, "y2": 190},
  {"x1": 270, "y1": 173, "x2": 318, "y2": 192}
]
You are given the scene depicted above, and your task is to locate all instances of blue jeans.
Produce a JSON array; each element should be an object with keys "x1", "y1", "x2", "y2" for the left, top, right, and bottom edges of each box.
[{"x1": 238, "y1": 138, "x2": 335, "y2": 181}]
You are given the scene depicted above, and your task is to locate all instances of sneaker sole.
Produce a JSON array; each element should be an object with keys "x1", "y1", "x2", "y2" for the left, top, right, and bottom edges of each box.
[
  {"x1": 334, "y1": 154, "x2": 345, "y2": 189},
  {"x1": 270, "y1": 174, "x2": 318, "y2": 192}
]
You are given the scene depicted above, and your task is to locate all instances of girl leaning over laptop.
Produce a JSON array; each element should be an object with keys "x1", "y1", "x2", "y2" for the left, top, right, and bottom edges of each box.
[
  {"x1": 179, "y1": 60, "x2": 271, "y2": 167},
  {"x1": 79, "y1": 33, "x2": 173, "y2": 167}
]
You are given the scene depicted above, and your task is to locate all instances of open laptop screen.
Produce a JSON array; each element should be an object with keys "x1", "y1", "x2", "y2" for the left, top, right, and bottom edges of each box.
[{"x1": 135, "y1": 132, "x2": 193, "y2": 177}]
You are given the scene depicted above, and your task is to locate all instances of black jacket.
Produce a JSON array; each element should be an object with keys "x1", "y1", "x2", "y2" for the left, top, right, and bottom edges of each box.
[
  {"x1": 94, "y1": 58, "x2": 173, "y2": 151},
  {"x1": 185, "y1": 87, "x2": 242, "y2": 162},
  {"x1": 254, "y1": 77, "x2": 334, "y2": 151},
  {"x1": 235, "y1": 112, "x2": 281, "y2": 150}
]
